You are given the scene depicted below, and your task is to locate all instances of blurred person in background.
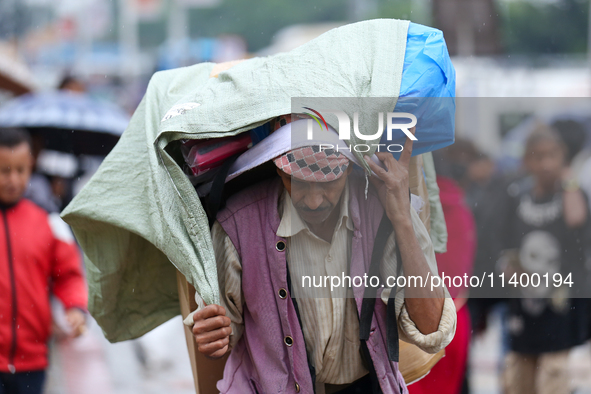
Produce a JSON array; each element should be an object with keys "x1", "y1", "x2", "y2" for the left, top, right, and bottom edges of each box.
[
  {"x1": 46, "y1": 74, "x2": 88, "y2": 211},
  {"x1": 23, "y1": 134, "x2": 60, "y2": 214},
  {"x1": 0, "y1": 128, "x2": 87, "y2": 394},
  {"x1": 435, "y1": 138, "x2": 507, "y2": 336},
  {"x1": 552, "y1": 119, "x2": 591, "y2": 213},
  {"x1": 58, "y1": 75, "x2": 87, "y2": 94},
  {"x1": 462, "y1": 146, "x2": 510, "y2": 357},
  {"x1": 550, "y1": 119, "x2": 588, "y2": 176},
  {"x1": 550, "y1": 120, "x2": 591, "y2": 285},
  {"x1": 498, "y1": 125, "x2": 590, "y2": 394},
  {"x1": 30, "y1": 74, "x2": 118, "y2": 394},
  {"x1": 580, "y1": 158, "x2": 591, "y2": 208},
  {"x1": 408, "y1": 148, "x2": 477, "y2": 394},
  {"x1": 24, "y1": 74, "x2": 88, "y2": 213}
]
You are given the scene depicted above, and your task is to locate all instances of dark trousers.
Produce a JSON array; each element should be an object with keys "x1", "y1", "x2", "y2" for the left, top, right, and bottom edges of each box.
[{"x1": 0, "y1": 371, "x2": 45, "y2": 394}]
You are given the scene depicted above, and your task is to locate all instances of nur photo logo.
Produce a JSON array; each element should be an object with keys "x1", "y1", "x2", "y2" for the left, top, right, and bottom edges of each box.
[{"x1": 303, "y1": 108, "x2": 417, "y2": 153}]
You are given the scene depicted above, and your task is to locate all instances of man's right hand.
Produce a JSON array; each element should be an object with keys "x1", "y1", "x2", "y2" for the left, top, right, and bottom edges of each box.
[{"x1": 192, "y1": 304, "x2": 232, "y2": 358}]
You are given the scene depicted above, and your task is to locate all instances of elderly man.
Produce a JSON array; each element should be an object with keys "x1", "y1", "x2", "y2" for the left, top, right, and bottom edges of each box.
[{"x1": 190, "y1": 117, "x2": 456, "y2": 394}]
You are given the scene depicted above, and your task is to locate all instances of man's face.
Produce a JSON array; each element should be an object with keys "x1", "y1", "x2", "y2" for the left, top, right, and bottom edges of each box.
[
  {"x1": 277, "y1": 166, "x2": 352, "y2": 225},
  {"x1": 0, "y1": 142, "x2": 33, "y2": 205},
  {"x1": 524, "y1": 140, "x2": 565, "y2": 189}
]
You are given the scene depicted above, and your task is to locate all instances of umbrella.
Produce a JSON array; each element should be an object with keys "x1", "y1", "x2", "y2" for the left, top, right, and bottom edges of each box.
[{"x1": 0, "y1": 91, "x2": 130, "y2": 156}]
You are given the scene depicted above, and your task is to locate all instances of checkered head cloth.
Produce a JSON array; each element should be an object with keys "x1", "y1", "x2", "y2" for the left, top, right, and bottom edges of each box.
[{"x1": 274, "y1": 146, "x2": 349, "y2": 182}]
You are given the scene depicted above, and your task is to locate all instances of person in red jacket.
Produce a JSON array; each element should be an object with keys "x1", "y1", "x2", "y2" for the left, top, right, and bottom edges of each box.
[
  {"x1": 408, "y1": 175, "x2": 476, "y2": 394},
  {"x1": 0, "y1": 128, "x2": 88, "y2": 394}
]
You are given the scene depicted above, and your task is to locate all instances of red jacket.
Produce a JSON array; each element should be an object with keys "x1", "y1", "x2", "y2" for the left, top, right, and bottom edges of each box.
[
  {"x1": 409, "y1": 176, "x2": 476, "y2": 394},
  {"x1": 0, "y1": 199, "x2": 87, "y2": 373}
]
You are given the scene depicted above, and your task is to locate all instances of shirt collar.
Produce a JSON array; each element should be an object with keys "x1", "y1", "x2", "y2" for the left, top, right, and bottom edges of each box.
[{"x1": 276, "y1": 179, "x2": 353, "y2": 238}]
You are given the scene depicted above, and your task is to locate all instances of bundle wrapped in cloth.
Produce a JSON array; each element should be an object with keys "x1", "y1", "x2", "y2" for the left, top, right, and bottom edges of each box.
[{"x1": 61, "y1": 19, "x2": 454, "y2": 343}]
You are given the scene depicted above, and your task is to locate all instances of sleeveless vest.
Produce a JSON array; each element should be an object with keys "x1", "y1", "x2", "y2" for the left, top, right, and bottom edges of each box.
[{"x1": 216, "y1": 174, "x2": 407, "y2": 393}]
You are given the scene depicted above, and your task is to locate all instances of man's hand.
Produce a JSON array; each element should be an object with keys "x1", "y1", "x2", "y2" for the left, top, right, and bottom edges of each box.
[
  {"x1": 65, "y1": 308, "x2": 86, "y2": 338},
  {"x1": 192, "y1": 304, "x2": 231, "y2": 359},
  {"x1": 364, "y1": 127, "x2": 415, "y2": 224}
]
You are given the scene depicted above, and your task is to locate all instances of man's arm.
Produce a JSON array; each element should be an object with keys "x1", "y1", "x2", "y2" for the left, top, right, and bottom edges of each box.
[
  {"x1": 392, "y1": 216, "x2": 444, "y2": 334},
  {"x1": 364, "y1": 132, "x2": 444, "y2": 335},
  {"x1": 49, "y1": 214, "x2": 88, "y2": 337},
  {"x1": 380, "y1": 206, "x2": 456, "y2": 353}
]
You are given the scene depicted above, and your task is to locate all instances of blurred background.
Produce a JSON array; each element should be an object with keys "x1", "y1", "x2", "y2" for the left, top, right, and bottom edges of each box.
[
  {"x1": 1, "y1": 0, "x2": 590, "y2": 106},
  {"x1": 1, "y1": 0, "x2": 590, "y2": 393}
]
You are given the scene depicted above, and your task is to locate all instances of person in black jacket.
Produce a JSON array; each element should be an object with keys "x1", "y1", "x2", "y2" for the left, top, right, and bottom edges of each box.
[{"x1": 500, "y1": 124, "x2": 590, "y2": 394}]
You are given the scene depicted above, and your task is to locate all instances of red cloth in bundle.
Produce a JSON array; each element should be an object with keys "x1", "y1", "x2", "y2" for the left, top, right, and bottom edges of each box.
[{"x1": 183, "y1": 133, "x2": 252, "y2": 176}]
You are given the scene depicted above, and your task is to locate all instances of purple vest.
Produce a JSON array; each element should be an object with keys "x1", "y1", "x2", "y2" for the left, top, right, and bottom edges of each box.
[{"x1": 216, "y1": 174, "x2": 407, "y2": 394}]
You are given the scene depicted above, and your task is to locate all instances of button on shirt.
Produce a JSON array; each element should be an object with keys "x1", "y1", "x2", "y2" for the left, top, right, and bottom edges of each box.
[
  {"x1": 275, "y1": 185, "x2": 366, "y2": 384},
  {"x1": 210, "y1": 181, "x2": 457, "y2": 387}
]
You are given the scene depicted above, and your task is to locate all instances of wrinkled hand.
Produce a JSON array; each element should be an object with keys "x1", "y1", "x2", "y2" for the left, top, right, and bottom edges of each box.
[
  {"x1": 192, "y1": 304, "x2": 231, "y2": 359},
  {"x1": 65, "y1": 309, "x2": 86, "y2": 338},
  {"x1": 364, "y1": 127, "x2": 415, "y2": 223}
]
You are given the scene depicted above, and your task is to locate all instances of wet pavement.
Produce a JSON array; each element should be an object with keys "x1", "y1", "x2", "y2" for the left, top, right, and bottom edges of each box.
[
  {"x1": 469, "y1": 310, "x2": 591, "y2": 394},
  {"x1": 44, "y1": 312, "x2": 591, "y2": 394}
]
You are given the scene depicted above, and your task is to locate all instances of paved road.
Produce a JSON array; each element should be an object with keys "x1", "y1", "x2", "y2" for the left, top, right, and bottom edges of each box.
[
  {"x1": 469, "y1": 309, "x2": 591, "y2": 394},
  {"x1": 45, "y1": 316, "x2": 195, "y2": 394},
  {"x1": 45, "y1": 311, "x2": 591, "y2": 394}
]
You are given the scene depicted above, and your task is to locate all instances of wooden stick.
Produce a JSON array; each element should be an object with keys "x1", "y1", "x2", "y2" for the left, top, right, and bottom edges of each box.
[{"x1": 177, "y1": 271, "x2": 228, "y2": 394}]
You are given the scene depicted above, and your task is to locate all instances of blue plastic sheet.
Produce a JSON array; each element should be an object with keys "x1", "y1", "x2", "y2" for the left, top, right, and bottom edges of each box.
[{"x1": 383, "y1": 22, "x2": 456, "y2": 157}]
